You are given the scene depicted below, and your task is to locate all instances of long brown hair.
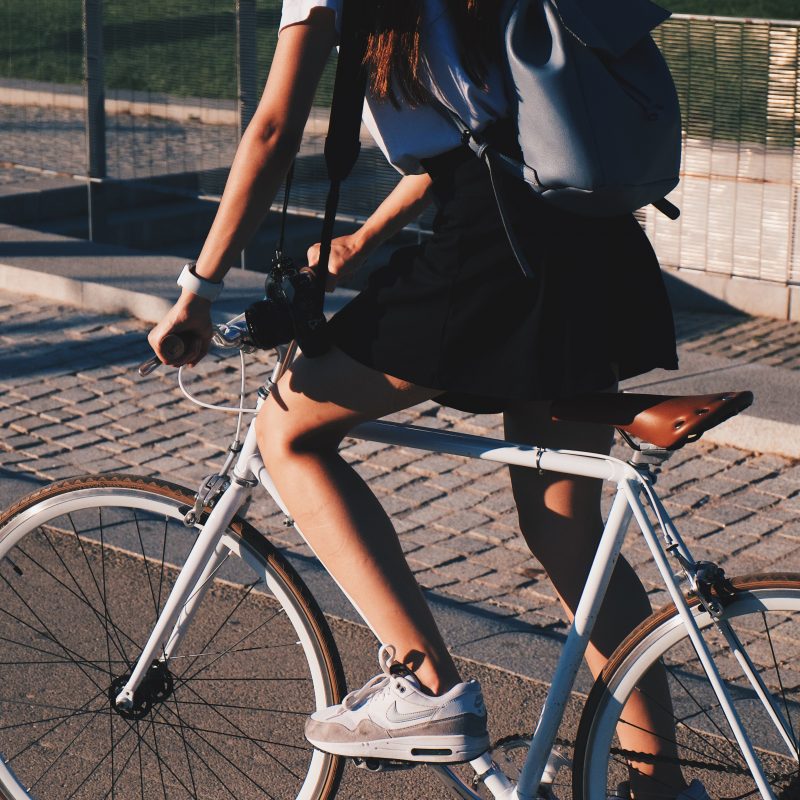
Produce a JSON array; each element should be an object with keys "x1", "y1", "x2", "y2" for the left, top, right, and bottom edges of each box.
[{"x1": 363, "y1": 1, "x2": 498, "y2": 108}]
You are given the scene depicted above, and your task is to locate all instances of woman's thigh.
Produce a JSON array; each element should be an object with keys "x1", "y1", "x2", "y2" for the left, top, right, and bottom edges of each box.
[
  {"x1": 502, "y1": 396, "x2": 615, "y2": 566},
  {"x1": 256, "y1": 345, "x2": 439, "y2": 453}
]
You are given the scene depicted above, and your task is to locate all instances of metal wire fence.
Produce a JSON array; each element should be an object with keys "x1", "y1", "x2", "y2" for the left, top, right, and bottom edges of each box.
[
  {"x1": 0, "y1": 6, "x2": 798, "y2": 294},
  {"x1": 648, "y1": 14, "x2": 800, "y2": 289}
]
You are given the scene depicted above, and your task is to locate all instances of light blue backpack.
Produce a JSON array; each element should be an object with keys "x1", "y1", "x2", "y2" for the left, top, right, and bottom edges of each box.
[{"x1": 441, "y1": 0, "x2": 682, "y2": 278}]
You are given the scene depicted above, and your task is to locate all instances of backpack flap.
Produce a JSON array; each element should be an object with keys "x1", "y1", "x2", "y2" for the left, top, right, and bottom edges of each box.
[{"x1": 506, "y1": 0, "x2": 682, "y2": 216}]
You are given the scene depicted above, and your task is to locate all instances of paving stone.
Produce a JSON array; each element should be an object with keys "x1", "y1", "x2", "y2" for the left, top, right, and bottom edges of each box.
[
  {"x1": 56, "y1": 431, "x2": 105, "y2": 450},
  {"x1": 370, "y1": 470, "x2": 419, "y2": 492},
  {"x1": 433, "y1": 509, "x2": 492, "y2": 534},
  {"x1": 696, "y1": 503, "x2": 752, "y2": 526},
  {"x1": 408, "y1": 455, "x2": 461, "y2": 477},
  {"x1": 435, "y1": 488, "x2": 482, "y2": 511},
  {"x1": 727, "y1": 489, "x2": 781, "y2": 512},
  {"x1": 428, "y1": 558, "x2": 492, "y2": 583},
  {"x1": 396, "y1": 482, "x2": 445, "y2": 505},
  {"x1": 406, "y1": 545, "x2": 461, "y2": 569},
  {"x1": 9, "y1": 415, "x2": 55, "y2": 435},
  {"x1": 750, "y1": 533, "x2": 800, "y2": 563},
  {"x1": 0, "y1": 406, "x2": 30, "y2": 425},
  {"x1": 437, "y1": 579, "x2": 500, "y2": 603},
  {"x1": 473, "y1": 569, "x2": 532, "y2": 592},
  {"x1": 142, "y1": 455, "x2": 194, "y2": 473},
  {"x1": 3, "y1": 432, "x2": 46, "y2": 451},
  {"x1": 403, "y1": 528, "x2": 457, "y2": 547},
  {"x1": 54, "y1": 387, "x2": 96, "y2": 404}
]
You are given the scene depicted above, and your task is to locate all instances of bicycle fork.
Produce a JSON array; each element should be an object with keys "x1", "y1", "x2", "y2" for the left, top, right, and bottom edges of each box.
[{"x1": 114, "y1": 426, "x2": 261, "y2": 711}]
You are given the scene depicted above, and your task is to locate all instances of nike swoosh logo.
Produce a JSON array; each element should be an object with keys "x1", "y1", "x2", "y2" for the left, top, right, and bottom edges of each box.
[{"x1": 385, "y1": 703, "x2": 436, "y2": 723}]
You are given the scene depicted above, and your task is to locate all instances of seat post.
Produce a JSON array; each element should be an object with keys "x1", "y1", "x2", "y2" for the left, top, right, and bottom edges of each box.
[{"x1": 628, "y1": 443, "x2": 673, "y2": 484}]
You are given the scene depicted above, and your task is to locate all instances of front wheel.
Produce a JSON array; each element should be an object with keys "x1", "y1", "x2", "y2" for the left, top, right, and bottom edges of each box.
[
  {"x1": 575, "y1": 574, "x2": 800, "y2": 800},
  {"x1": 0, "y1": 474, "x2": 345, "y2": 800}
]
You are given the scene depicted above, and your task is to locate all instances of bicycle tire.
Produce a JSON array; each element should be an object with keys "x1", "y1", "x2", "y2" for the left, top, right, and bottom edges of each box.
[
  {"x1": 574, "y1": 574, "x2": 800, "y2": 800},
  {"x1": 0, "y1": 474, "x2": 346, "y2": 800}
]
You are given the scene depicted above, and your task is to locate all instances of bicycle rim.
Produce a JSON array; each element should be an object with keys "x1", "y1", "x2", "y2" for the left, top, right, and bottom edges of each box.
[
  {"x1": 0, "y1": 475, "x2": 345, "y2": 800},
  {"x1": 575, "y1": 574, "x2": 800, "y2": 800}
]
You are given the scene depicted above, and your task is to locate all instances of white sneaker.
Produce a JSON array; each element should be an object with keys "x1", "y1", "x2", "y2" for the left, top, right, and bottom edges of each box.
[{"x1": 305, "y1": 644, "x2": 490, "y2": 763}]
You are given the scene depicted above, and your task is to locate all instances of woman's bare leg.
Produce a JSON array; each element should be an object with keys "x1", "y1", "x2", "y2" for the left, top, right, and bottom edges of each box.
[
  {"x1": 256, "y1": 345, "x2": 460, "y2": 695},
  {"x1": 504, "y1": 399, "x2": 685, "y2": 798}
]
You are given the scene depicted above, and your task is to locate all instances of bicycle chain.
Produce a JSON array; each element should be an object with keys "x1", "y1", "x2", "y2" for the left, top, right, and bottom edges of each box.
[{"x1": 548, "y1": 735, "x2": 764, "y2": 777}]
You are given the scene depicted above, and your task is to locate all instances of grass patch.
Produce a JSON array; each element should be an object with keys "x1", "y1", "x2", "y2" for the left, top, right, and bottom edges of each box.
[
  {"x1": 1, "y1": 0, "x2": 291, "y2": 99},
  {"x1": 666, "y1": 0, "x2": 799, "y2": 18}
]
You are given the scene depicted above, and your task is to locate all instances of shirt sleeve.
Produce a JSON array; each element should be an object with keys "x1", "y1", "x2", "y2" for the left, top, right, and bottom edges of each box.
[{"x1": 279, "y1": 0, "x2": 341, "y2": 34}]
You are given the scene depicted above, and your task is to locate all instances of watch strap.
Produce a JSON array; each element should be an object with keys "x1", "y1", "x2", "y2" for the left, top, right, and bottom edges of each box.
[{"x1": 177, "y1": 264, "x2": 224, "y2": 302}]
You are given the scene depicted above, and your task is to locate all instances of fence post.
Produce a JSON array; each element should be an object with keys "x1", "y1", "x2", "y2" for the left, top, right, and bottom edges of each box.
[
  {"x1": 236, "y1": 0, "x2": 258, "y2": 268},
  {"x1": 82, "y1": 0, "x2": 106, "y2": 242}
]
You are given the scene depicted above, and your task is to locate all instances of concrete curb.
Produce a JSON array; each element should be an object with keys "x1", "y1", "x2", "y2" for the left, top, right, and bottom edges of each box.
[
  {"x1": 0, "y1": 262, "x2": 173, "y2": 323},
  {"x1": 2, "y1": 257, "x2": 798, "y2": 458},
  {"x1": 700, "y1": 416, "x2": 800, "y2": 459}
]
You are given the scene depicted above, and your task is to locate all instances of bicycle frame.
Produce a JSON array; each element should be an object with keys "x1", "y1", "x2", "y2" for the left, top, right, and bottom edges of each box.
[{"x1": 115, "y1": 349, "x2": 781, "y2": 800}]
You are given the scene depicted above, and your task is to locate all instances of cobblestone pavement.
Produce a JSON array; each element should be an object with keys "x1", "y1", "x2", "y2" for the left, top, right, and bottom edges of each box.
[{"x1": 2, "y1": 292, "x2": 800, "y2": 634}]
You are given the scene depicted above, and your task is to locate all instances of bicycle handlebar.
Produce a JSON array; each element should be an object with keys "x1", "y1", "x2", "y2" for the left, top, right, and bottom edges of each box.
[{"x1": 137, "y1": 321, "x2": 254, "y2": 377}]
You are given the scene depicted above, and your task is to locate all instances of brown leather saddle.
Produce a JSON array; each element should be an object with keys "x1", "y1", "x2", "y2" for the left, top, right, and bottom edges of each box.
[{"x1": 551, "y1": 391, "x2": 754, "y2": 450}]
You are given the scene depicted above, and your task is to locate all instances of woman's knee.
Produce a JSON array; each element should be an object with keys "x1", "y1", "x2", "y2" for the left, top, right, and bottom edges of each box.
[{"x1": 255, "y1": 394, "x2": 344, "y2": 471}]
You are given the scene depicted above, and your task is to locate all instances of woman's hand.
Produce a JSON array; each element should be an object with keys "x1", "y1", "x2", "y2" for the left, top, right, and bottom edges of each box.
[
  {"x1": 147, "y1": 293, "x2": 214, "y2": 368},
  {"x1": 306, "y1": 234, "x2": 368, "y2": 292}
]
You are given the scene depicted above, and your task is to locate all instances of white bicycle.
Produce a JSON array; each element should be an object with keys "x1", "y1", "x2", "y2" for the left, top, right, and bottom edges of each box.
[{"x1": 1, "y1": 318, "x2": 798, "y2": 800}]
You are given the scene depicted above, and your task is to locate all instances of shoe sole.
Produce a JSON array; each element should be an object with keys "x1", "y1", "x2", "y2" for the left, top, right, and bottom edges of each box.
[{"x1": 305, "y1": 733, "x2": 490, "y2": 764}]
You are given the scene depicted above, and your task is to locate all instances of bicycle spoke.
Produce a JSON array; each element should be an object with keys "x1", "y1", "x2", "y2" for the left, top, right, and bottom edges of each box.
[
  {"x1": 0, "y1": 569, "x2": 106, "y2": 694},
  {"x1": 133, "y1": 509, "x2": 162, "y2": 620},
  {"x1": 178, "y1": 573, "x2": 258, "y2": 679},
  {"x1": 666, "y1": 662, "x2": 744, "y2": 768},
  {"x1": 12, "y1": 540, "x2": 133, "y2": 673},
  {"x1": 152, "y1": 700, "x2": 278, "y2": 800},
  {"x1": 6, "y1": 686, "x2": 107, "y2": 764},
  {"x1": 175, "y1": 697, "x2": 309, "y2": 716},
  {"x1": 178, "y1": 679, "x2": 307, "y2": 778},
  {"x1": 761, "y1": 611, "x2": 800, "y2": 753},
  {"x1": 38, "y1": 526, "x2": 133, "y2": 668},
  {"x1": 29, "y1": 706, "x2": 104, "y2": 794},
  {"x1": 0, "y1": 628, "x2": 110, "y2": 671},
  {"x1": 180, "y1": 604, "x2": 289, "y2": 685},
  {"x1": 168, "y1": 684, "x2": 199, "y2": 798},
  {"x1": 66, "y1": 513, "x2": 133, "y2": 666}
]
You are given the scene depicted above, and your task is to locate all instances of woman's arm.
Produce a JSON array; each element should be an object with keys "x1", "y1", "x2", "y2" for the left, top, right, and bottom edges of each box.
[
  {"x1": 148, "y1": 8, "x2": 337, "y2": 366},
  {"x1": 308, "y1": 171, "x2": 434, "y2": 291}
]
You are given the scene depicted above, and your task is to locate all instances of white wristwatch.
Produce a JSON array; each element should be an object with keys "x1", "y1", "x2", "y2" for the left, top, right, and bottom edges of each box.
[{"x1": 177, "y1": 263, "x2": 224, "y2": 302}]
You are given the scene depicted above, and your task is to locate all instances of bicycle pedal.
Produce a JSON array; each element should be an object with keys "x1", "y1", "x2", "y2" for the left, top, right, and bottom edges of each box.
[{"x1": 351, "y1": 756, "x2": 419, "y2": 772}]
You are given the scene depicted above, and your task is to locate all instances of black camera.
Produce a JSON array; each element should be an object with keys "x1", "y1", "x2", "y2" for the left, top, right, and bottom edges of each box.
[{"x1": 245, "y1": 253, "x2": 330, "y2": 357}]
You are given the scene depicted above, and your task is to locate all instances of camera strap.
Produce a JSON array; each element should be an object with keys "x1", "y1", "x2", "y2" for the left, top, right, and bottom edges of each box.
[{"x1": 314, "y1": 0, "x2": 370, "y2": 297}]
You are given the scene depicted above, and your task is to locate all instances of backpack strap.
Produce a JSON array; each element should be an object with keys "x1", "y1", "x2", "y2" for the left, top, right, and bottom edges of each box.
[
  {"x1": 436, "y1": 103, "x2": 539, "y2": 282},
  {"x1": 316, "y1": 0, "x2": 370, "y2": 291}
]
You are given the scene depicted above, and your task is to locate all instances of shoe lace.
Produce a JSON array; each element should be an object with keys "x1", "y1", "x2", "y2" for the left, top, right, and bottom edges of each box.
[{"x1": 342, "y1": 643, "x2": 396, "y2": 711}]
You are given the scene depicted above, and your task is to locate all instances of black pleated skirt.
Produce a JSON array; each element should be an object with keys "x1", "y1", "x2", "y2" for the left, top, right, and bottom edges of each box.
[{"x1": 328, "y1": 142, "x2": 678, "y2": 413}]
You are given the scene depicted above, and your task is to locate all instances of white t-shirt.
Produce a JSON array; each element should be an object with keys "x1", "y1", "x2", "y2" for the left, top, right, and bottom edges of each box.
[{"x1": 279, "y1": 0, "x2": 510, "y2": 174}]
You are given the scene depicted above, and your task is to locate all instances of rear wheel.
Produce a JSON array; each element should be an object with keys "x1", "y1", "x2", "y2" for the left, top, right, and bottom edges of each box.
[
  {"x1": 0, "y1": 475, "x2": 346, "y2": 800},
  {"x1": 575, "y1": 575, "x2": 800, "y2": 800}
]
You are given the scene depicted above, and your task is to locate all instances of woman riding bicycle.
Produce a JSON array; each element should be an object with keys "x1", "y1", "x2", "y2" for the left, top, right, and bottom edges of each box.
[{"x1": 148, "y1": 2, "x2": 691, "y2": 797}]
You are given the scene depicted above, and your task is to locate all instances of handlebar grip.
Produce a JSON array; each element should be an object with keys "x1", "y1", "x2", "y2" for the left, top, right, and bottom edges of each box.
[{"x1": 137, "y1": 334, "x2": 186, "y2": 377}]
